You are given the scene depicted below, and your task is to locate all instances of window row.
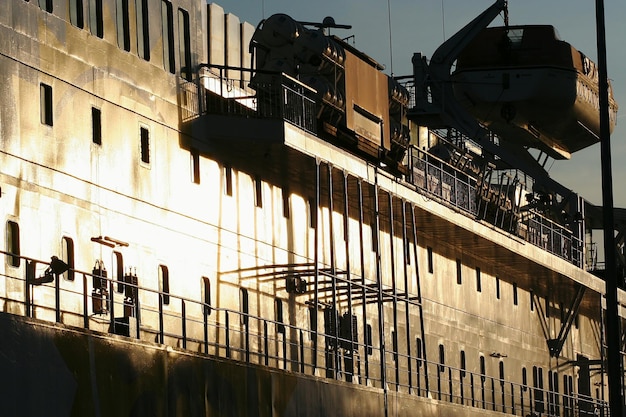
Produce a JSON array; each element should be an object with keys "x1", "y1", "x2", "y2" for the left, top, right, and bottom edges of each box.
[
  {"x1": 27, "y1": 0, "x2": 191, "y2": 78},
  {"x1": 4, "y1": 221, "x2": 218, "y2": 310}
]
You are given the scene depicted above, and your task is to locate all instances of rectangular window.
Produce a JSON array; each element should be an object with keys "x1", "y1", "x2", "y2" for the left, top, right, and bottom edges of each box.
[
  {"x1": 275, "y1": 298, "x2": 285, "y2": 333},
  {"x1": 38, "y1": 0, "x2": 53, "y2": 13},
  {"x1": 70, "y1": 0, "x2": 85, "y2": 28},
  {"x1": 161, "y1": 0, "x2": 175, "y2": 73},
  {"x1": 240, "y1": 288, "x2": 249, "y2": 325},
  {"x1": 416, "y1": 337, "x2": 423, "y2": 367},
  {"x1": 89, "y1": 0, "x2": 104, "y2": 38},
  {"x1": 140, "y1": 126, "x2": 150, "y2": 164},
  {"x1": 116, "y1": 0, "x2": 130, "y2": 51},
  {"x1": 513, "y1": 282, "x2": 518, "y2": 305},
  {"x1": 254, "y1": 177, "x2": 263, "y2": 208},
  {"x1": 190, "y1": 149, "x2": 200, "y2": 184},
  {"x1": 92, "y1": 107, "x2": 102, "y2": 145},
  {"x1": 427, "y1": 246, "x2": 433, "y2": 274},
  {"x1": 136, "y1": 0, "x2": 150, "y2": 60},
  {"x1": 456, "y1": 258, "x2": 462, "y2": 284},
  {"x1": 202, "y1": 277, "x2": 211, "y2": 315},
  {"x1": 495, "y1": 276, "x2": 500, "y2": 299},
  {"x1": 365, "y1": 324, "x2": 373, "y2": 355},
  {"x1": 178, "y1": 8, "x2": 191, "y2": 81},
  {"x1": 113, "y1": 251, "x2": 124, "y2": 292},
  {"x1": 223, "y1": 165, "x2": 233, "y2": 196},
  {"x1": 282, "y1": 188, "x2": 290, "y2": 218},
  {"x1": 391, "y1": 330, "x2": 398, "y2": 362},
  {"x1": 438, "y1": 344, "x2": 445, "y2": 372},
  {"x1": 6, "y1": 221, "x2": 20, "y2": 267},
  {"x1": 40, "y1": 83, "x2": 53, "y2": 126},
  {"x1": 475, "y1": 267, "x2": 481, "y2": 292},
  {"x1": 308, "y1": 197, "x2": 316, "y2": 228},
  {"x1": 61, "y1": 236, "x2": 75, "y2": 281},
  {"x1": 530, "y1": 290, "x2": 534, "y2": 311},
  {"x1": 158, "y1": 264, "x2": 170, "y2": 305}
]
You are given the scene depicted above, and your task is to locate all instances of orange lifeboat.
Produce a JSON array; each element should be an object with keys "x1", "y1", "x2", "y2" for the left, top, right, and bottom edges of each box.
[{"x1": 452, "y1": 25, "x2": 618, "y2": 159}]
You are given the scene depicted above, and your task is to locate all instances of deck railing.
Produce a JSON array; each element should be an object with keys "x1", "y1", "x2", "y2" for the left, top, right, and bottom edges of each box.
[{"x1": 0, "y1": 251, "x2": 608, "y2": 417}]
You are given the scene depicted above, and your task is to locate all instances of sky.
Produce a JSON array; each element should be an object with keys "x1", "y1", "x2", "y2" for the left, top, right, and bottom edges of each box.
[{"x1": 216, "y1": 0, "x2": 626, "y2": 208}]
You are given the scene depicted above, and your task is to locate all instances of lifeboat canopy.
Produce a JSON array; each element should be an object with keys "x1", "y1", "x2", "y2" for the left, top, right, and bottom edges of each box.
[{"x1": 452, "y1": 25, "x2": 618, "y2": 160}]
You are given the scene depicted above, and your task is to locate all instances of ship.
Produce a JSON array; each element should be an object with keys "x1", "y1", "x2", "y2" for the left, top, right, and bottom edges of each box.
[{"x1": 0, "y1": 0, "x2": 625, "y2": 416}]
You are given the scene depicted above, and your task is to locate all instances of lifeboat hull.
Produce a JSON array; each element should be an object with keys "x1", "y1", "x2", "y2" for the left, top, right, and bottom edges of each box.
[{"x1": 452, "y1": 25, "x2": 618, "y2": 160}]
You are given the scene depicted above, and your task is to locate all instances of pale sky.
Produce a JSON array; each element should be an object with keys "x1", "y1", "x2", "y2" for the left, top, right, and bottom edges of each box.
[{"x1": 217, "y1": 0, "x2": 626, "y2": 208}]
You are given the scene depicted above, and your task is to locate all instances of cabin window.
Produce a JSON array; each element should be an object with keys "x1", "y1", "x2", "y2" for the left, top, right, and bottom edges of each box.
[
  {"x1": 113, "y1": 251, "x2": 124, "y2": 292},
  {"x1": 136, "y1": 0, "x2": 150, "y2": 60},
  {"x1": 116, "y1": 0, "x2": 130, "y2": 52},
  {"x1": 89, "y1": 0, "x2": 104, "y2": 38},
  {"x1": 223, "y1": 165, "x2": 233, "y2": 196},
  {"x1": 282, "y1": 187, "x2": 290, "y2": 218},
  {"x1": 254, "y1": 177, "x2": 263, "y2": 208},
  {"x1": 61, "y1": 236, "x2": 75, "y2": 281},
  {"x1": 427, "y1": 246, "x2": 433, "y2": 274},
  {"x1": 70, "y1": 0, "x2": 84, "y2": 28},
  {"x1": 178, "y1": 8, "x2": 192, "y2": 81},
  {"x1": 365, "y1": 324, "x2": 373, "y2": 355},
  {"x1": 456, "y1": 258, "x2": 462, "y2": 284},
  {"x1": 6, "y1": 221, "x2": 21, "y2": 267},
  {"x1": 460, "y1": 350, "x2": 466, "y2": 377},
  {"x1": 495, "y1": 276, "x2": 500, "y2": 299},
  {"x1": 308, "y1": 306, "x2": 317, "y2": 340},
  {"x1": 438, "y1": 344, "x2": 445, "y2": 372},
  {"x1": 275, "y1": 298, "x2": 285, "y2": 333},
  {"x1": 308, "y1": 197, "x2": 316, "y2": 228},
  {"x1": 202, "y1": 276, "x2": 212, "y2": 315},
  {"x1": 92, "y1": 107, "x2": 102, "y2": 145},
  {"x1": 479, "y1": 355, "x2": 486, "y2": 407},
  {"x1": 158, "y1": 264, "x2": 170, "y2": 305},
  {"x1": 38, "y1": 0, "x2": 53, "y2": 13},
  {"x1": 140, "y1": 126, "x2": 150, "y2": 164},
  {"x1": 190, "y1": 149, "x2": 200, "y2": 184},
  {"x1": 239, "y1": 288, "x2": 249, "y2": 325},
  {"x1": 40, "y1": 83, "x2": 53, "y2": 126},
  {"x1": 475, "y1": 267, "x2": 481, "y2": 292},
  {"x1": 533, "y1": 366, "x2": 545, "y2": 413},
  {"x1": 513, "y1": 282, "x2": 519, "y2": 305},
  {"x1": 161, "y1": 0, "x2": 175, "y2": 74}
]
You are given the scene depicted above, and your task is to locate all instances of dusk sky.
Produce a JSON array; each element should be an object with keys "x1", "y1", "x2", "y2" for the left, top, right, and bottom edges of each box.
[{"x1": 217, "y1": 0, "x2": 626, "y2": 209}]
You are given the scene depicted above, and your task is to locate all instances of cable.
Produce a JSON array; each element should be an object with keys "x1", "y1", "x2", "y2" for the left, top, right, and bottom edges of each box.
[{"x1": 387, "y1": 0, "x2": 394, "y2": 74}]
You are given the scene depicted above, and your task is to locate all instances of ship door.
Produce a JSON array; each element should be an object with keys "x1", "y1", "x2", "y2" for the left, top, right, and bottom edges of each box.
[{"x1": 576, "y1": 354, "x2": 594, "y2": 417}]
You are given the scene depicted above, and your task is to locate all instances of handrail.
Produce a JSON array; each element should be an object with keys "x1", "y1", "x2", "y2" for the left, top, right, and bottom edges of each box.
[{"x1": 0, "y1": 250, "x2": 607, "y2": 417}]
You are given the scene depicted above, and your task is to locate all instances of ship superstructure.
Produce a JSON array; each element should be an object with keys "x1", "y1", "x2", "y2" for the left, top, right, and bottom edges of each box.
[{"x1": 0, "y1": 0, "x2": 625, "y2": 416}]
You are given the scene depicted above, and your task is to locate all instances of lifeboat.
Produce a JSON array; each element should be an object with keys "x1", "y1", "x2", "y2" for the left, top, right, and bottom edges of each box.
[{"x1": 452, "y1": 25, "x2": 618, "y2": 159}]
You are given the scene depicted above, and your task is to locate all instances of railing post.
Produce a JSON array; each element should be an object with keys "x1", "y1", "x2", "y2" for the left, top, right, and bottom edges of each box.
[
  {"x1": 25, "y1": 260, "x2": 34, "y2": 318},
  {"x1": 135, "y1": 287, "x2": 141, "y2": 340},
  {"x1": 55, "y1": 268, "x2": 61, "y2": 323},
  {"x1": 158, "y1": 293, "x2": 164, "y2": 344},
  {"x1": 225, "y1": 311, "x2": 230, "y2": 358},
  {"x1": 245, "y1": 315, "x2": 250, "y2": 363},
  {"x1": 203, "y1": 302, "x2": 209, "y2": 355},
  {"x1": 109, "y1": 278, "x2": 115, "y2": 332},
  {"x1": 299, "y1": 330, "x2": 305, "y2": 374},
  {"x1": 181, "y1": 299, "x2": 187, "y2": 349},
  {"x1": 264, "y1": 321, "x2": 269, "y2": 366},
  {"x1": 82, "y1": 273, "x2": 89, "y2": 329}
]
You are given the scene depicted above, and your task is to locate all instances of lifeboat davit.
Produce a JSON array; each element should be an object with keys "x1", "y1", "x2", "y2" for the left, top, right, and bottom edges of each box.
[{"x1": 452, "y1": 25, "x2": 618, "y2": 159}]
